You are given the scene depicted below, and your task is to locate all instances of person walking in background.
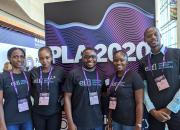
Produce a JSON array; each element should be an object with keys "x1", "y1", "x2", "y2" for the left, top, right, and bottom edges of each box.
[
  {"x1": 0, "y1": 47, "x2": 33, "y2": 130},
  {"x1": 64, "y1": 47, "x2": 106, "y2": 130},
  {"x1": 30, "y1": 46, "x2": 65, "y2": 130},
  {"x1": 3, "y1": 62, "x2": 12, "y2": 72},
  {"x1": 139, "y1": 27, "x2": 180, "y2": 130},
  {"x1": 107, "y1": 50, "x2": 144, "y2": 130}
]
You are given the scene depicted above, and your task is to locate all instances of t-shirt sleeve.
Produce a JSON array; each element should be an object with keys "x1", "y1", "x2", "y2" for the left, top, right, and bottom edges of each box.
[
  {"x1": 59, "y1": 67, "x2": 66, "y2": 85},
  {"x1": 179, "y1": 49, "x2": 180, "y2": 82},
  {"x1": 25, "y1": 71, "x2": 31, "y2": 84},
  {"x1": 63, "y1": 71, "x2": 75, "y2": 93},
  {"x1": 101, "y1": 76, "x2": 108, "y2": 93},
  {"x1": 132, "y1": 71, "x2": 144, "y2": 91},
  {"x1": 138, "y1": 59, "x2": 147, "y2": 81},
  {"x1": 29, "y1": 68, "x2": 37, "y2": 97},
  {"x1": 0, "y1": 73, "x2": 4, "y2": 91}
]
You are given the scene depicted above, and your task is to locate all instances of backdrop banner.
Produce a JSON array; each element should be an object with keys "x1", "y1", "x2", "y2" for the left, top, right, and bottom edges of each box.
[{"x1": 45, "y1": 0, "x2": 155, "y2": 129}]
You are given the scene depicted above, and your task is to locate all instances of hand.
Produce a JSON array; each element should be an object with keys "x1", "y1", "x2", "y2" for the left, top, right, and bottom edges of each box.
[
  {"x1": 68, "y1": 122, "x2": 77, "y2": 130},
  {"x1": 0, "y1": 126, "x2": 7, "y2": 130},
  {"x1": 0, "y1": 122, "x2": 7, "y2": 130},
  {"x1": 150, "y1": 109, "x2": 170, "y2": 122},
  {"x1": 159, "y1": 108, "x2": 171, "y2": 116}
]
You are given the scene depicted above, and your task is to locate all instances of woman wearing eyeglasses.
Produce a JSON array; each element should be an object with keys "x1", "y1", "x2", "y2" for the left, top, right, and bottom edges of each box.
[{"x1": 0, "y1": 47, "x2": 33, "y2": 130}]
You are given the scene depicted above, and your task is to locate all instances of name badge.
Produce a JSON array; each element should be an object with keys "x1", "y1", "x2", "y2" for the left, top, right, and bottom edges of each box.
[
  {"x1": 18, "y1": 98, "x2": 29, "y2": 112},
  {"x1": 109, "y1": 97, "x2": 117, "y2": 110},
  {"x1": 89, "y1": 92, "x2": 99, "y2": 105},
  {"x1": 154, "y1": 75, "x2": 170, "y2": 91},
  {"x1": 39, "y1": 93, "x2": 49, "y2": 105},
  {"x1": 105, "y1": 79, "x2": 110, "y2": 86}
]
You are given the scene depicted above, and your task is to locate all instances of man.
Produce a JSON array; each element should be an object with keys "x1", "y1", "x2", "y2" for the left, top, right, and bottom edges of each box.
[
  {"x1": 139, "y1": 27, "x2": 180, "y2": 130},
  {"x1": 64, "y1": 47, "x2": 106, "y2": 130}
]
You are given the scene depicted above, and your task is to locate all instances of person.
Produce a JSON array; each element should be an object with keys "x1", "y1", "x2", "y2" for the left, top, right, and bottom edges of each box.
[
  {"x1": 0, "y1": 47, "x2": 33, "y2": 130},
  {"x1": 107, "y1": 50, "x2": 144, "y2": 130},
  {"x1": 30, "y1": 46, "x2": 65, "y2": 130},
  {"x1": 64, "y1": 47, "x2": 106, "y2": 130},
  {"x1": 138, "y1": 27, "x2": 180, "y2": 130},
  {"x1": 3, "y1": 62, "x2": 12, "y2": 72}
]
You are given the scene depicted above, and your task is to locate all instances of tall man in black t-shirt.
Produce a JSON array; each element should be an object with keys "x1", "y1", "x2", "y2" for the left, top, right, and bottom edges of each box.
[
  {"x1": 139, "y1": 27, "x2": 180, "y2": 130},
  {"x1": 64, "y1": 48, "x2": 105, "y2": 130}
]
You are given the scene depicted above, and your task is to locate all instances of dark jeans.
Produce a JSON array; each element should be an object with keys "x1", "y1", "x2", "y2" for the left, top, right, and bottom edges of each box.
[
  {"x1": 112, "y1": 121, "x2": 134, "y2": 130},
  {"x1": 148, "y1": 111, "x2": 180, "y2": 130},
  {"x1": 32, "y1": 112, "x2": 61, "y2": 130},
  {"x1": 7, "y1": 120, "x2": 33, "y2": 130},
  {"x1": 77, "y1": 126, "x2": 103, "y2": 130}
]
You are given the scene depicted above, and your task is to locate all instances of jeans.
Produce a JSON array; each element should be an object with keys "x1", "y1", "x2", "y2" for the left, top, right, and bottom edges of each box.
[
  {"x1": 7, "y1": 120, "x2": 33, "y2": 130},
  {"x1": 112, "y1": 121, "x2": 135, "y2": 130},
  {"x1": 32, "y1": 112, "x2": 61, "y2": 130},
  {"x1": 77, "y1": 126, "x2": 103, "y2": 130}
]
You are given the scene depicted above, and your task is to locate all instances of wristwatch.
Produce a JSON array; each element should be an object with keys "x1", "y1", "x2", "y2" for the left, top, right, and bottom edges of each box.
[{"x1": 136, "y1": 123, "x2": 142, "y2": 128}]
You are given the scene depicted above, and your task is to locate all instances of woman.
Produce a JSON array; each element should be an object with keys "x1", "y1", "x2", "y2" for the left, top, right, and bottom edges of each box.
[
  {"x1": 0, "y1": 47, "x2": 33, "y2": 130},
  {"x1": 30, "y1": 46, "x2": 65, "y2": 130},
  {"x1": 108, "y1": 50, "x2": 144, "y2": 130}
]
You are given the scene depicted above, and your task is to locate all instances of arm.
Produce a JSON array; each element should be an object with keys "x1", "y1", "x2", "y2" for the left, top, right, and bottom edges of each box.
[
  {"x1": 0, "y1": 91, "x2": 7, "y2": 130},
  {"x1": 135, "y1": 89, "x2": 144, "y2": 130},
  {"x1": 166, "y1": 89, "x2": 180, "y2": 113},
  {"x1": 64, "y1": 92, "x2": 77, "y2": 130},
  {"x1": 143, "y1": 80, "x2": 155, "y2": 112}
]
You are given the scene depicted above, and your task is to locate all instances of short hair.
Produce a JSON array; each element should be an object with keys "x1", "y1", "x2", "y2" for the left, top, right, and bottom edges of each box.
[
  {"x1": 113, "y1": 50, "x2": 128, "y2": 61},
  {"x1": 38, "y1": 46, "x2": 53, "y2": 57},
  {"x1": 81, "y1": 47, "x2": 97, "y2": 56},
  {"x1": 7, "y1": 47, "x2": 26, "y2": 60},
  {"x1": 144, "y1": 27, "x2": 160, "y2": 37}
]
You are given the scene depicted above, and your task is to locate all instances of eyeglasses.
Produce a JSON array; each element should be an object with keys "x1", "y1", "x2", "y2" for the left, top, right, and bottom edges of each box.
[{"x1": 83, "y1": 55, "x2": 97, "y2": 59}]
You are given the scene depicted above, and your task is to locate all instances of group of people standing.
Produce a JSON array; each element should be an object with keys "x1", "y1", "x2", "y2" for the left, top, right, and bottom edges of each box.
[
  {"x1": 0, "y1": 47, "x2": 65, "y2": 130},
  {"x1": 0, "y1": 26, "x2": 179, "y2": 130}
]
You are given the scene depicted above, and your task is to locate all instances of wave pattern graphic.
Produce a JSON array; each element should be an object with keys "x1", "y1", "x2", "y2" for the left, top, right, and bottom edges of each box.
[{"x1": 45, "y1": 2, "x2": 154, "y2": 76}]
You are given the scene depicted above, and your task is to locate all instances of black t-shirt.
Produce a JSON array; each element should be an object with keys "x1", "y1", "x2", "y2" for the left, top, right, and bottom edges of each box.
[
  {"x1": 63, "y1": 67, "x2": 106, "y2": 129},
  {"x1": 109, "y1": 71, "x2": 144, "y2": 126},
  {"x1": 0, "y1": 71, "x2": 32, "y2": 125},
  {"x1": 30, "y1": 66, "x2": 65, "y2": 116},
  {"x1": 139, "y1": 48, "x2": 180, "y2": 109}
]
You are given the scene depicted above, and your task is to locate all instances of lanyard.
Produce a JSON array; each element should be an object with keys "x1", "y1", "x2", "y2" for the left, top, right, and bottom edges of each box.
[
  {"x1": 147, "y1": 48, "x2": 167, "y2": 77},
  {"x1": 10, "y1": 71, "x2": 29, "y2": 98},
  {"x1": 40, "y1": 66, "x2": 53, "y2": 92},
  {"x1": 82, "y1": 67, "x2": 99, "y2": 93},
  {"x1": 109, "y1": 69, "x2": 129, "y2": 92}
]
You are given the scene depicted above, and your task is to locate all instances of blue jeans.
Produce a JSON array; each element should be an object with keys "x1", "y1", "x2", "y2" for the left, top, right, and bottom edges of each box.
[
  {"x1": 7, "y1": 120, "x2": 33, "y2": 130},
  {"x1": 112, "y1": 121, "x2": 135, "y2": 130},
  {"x1": 77, "y1": 126, "x2": 103, "y2": 130}
]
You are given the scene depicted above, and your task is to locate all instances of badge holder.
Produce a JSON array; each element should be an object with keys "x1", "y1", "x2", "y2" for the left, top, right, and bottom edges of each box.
[
  {"x1": 154, "y1": 75, "x2": 170, "y2": 91},
  {"x1": 18, "y1": 98, "x2": 29, "y2": 112},
  {"x1": 109, "y1": 97, "x2": 117, "y2": 110},
  {"x1": 39, "y1": 93, "x2": 50, "y2": 105},
  {"x1": 89, "y1": 92, "x2": 99, "y2": 105}
]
